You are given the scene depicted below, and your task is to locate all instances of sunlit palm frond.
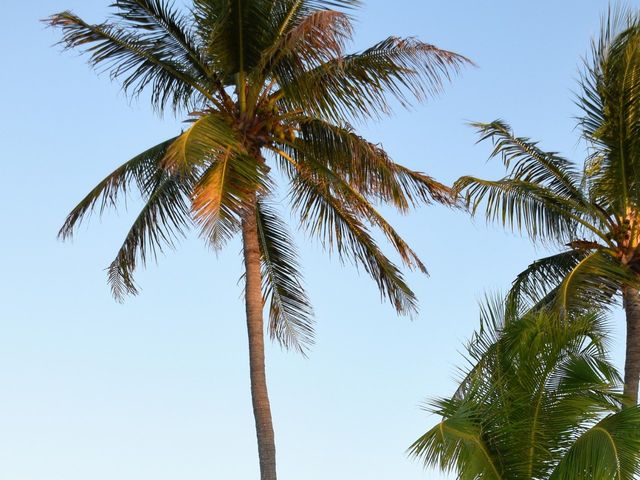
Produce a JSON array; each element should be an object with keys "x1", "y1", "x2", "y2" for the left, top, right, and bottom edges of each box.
[
  {"x1": 280, "y1": 145, "x2": 427, "y2": 273},
  {"x1": 161, "y1": 112, "x2": 244, "y2": 172},
  {"x1": 508, "y1": 250, "x2": 594, "y2": 312},
  {"x1": 288, "y1": 116, "x2": 452, "y2": 209},
  {"x1": 192, "y1": 150, "x2": 271, "y2": 249},
  {"x1": 260, "y1": 9, "x2": 353, "y2": 95},
  {"x1": 256, "y1": 200, "x2": 314, "y2": 354}
]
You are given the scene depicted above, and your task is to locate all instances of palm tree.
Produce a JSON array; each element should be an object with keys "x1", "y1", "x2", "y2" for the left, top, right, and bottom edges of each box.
[
  {"x1": 45, "y1": 1, "x2": 468, "y2": 478},
  {"x1": 410, "y1": 297, "x2": 640, "y2": 479},
  {"x1": 454, "y1": 9, "x2": 640, "y2": 403}
]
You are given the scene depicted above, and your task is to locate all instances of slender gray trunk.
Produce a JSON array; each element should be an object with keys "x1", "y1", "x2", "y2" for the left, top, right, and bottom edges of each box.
[
  {"x1": 623, "y1": 287, "x2": 640, "y2": 404},
  {"x1": 242, "y1": 204, "x2": 277, "y2": 480}
]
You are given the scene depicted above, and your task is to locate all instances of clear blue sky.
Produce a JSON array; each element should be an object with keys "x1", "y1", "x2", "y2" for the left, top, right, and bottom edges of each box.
[{"x1": 1, "y1": 1, "x2": 635, "y2": 479}]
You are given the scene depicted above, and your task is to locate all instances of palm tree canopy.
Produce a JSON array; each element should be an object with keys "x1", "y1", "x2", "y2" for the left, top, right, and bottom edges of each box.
[
  {"x1": 409, "y1": 297, "x2": 640, "y2": 479},
  {"x1": 46, "y1": 0, "x2": 469, "y2": 354},
  {"x1": 454, "y1": 9, "x2": 640, "y2": 314}
]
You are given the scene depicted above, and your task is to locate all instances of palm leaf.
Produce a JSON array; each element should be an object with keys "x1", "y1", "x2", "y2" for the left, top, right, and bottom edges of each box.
[
  {"x1": 555, "y1": 249, "x2": 635, "y2": 314},
  {"x1": 279, "y1": 36, "x2": 469, "y2": 123},
  {"x1": 289, "y1": 116, "x2": 453, "y2": 208},
  {"x1": 280, "y1": 145, "x2": 427, "y2": 273},
  {"x1": 471, "y1": 121, "x2": 587, "y2": 205},
  {"x1": 46, "y1": 11, "x2": 212, "y2": 112},
  {"x1": 551, "y1": 406, "x2": 640, "y2": 480},
  {"x1": 59, "y1": 137, "x2": 177, "y2": 239},
  {"x1": 508, "y1": 249, "x2": 593, "y2": 312},
  {"x1": 107, "y1": 166, "x2": 195, "y2": 300},
  {"x1": 286, "y1": 160, "x2": 418, "y2": 315},
  {"x1": 256, "y1": 200, "x2": 314, "y2": 354},
  {"x1": 192, "y1": 150, "x2": 270, "y2": 249},
  {"x1": 161, "y1": 112, "x2": 244, "y2": 172}
]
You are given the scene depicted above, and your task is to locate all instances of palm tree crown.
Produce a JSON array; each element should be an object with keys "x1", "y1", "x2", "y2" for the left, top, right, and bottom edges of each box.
[
  {"x1": 48, "y1": 0, "x2": 467, "y2": 350},
  {"x1": 454, "y1": 9, "x2": 640, "y2": 402},
  {"x1": 46, "y1": 1, "x2": 468, "y2": 478},
  {"x1": 410, "y1": 297, "x2": 640, "y2": 479}
]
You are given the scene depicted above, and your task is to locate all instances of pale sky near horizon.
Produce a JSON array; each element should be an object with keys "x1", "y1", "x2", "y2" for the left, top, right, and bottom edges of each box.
[{"x1": 1, "y1": 1, "x2": 636, "y2": 479}]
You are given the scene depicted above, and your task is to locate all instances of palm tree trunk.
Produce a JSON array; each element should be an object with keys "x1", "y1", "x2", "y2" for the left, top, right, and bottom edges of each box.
[
  {"x1": 242, "y1": 203, "x2": 277, "y2": 480},
  {"x1": 623, "y1": 287, "x2": 640, "y2": 404}
]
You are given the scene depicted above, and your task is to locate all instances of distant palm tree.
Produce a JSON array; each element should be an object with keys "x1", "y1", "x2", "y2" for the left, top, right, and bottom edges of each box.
[
  {"x1": 410, "y1": 297, "x2": 640, "y2": 479},
  {"x1": 46, "y1": 1, "x2": 468, "y2": 478},
  {"x1": 455, "y1": 9, "x2": 640, "y2": 403}
]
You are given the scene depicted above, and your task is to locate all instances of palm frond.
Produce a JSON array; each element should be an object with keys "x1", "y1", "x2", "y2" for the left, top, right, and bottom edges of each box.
[
  {"x1": 413, "y1": 303, "x2": 635, "y2": 480},
  {"x1": 46, "y1": 11, "x2": 212, "y2": 113},
  {"x1": 409, "y1": 410, "x2": 503, "y2": 480},
  {"x1": 551, "y1": 406, "x2": 640, "y2": 480},
  {"x1": 290, "y1": 116, "x2": 453, "y2": 208},
  {"x1": 112, "y1": 0, "x2": 207, "y2": 77},
  {"x1": 285, "y1": 156, "x2": 418, "y2": 315},
  {"x1": 256, "y1": 200, "x2": 314, "y2": 354},
  {"x1": 508, "y1": 249, "x2": 594, "y2": 312},
  {"x1": 192, "y1": 0, "x2": 275, "y2": 80},
  {"x1": 471, "y1": 121, "x2": 587, "y2": 206},
  {"x1": 161, "y1": 112, "x2": 244, "y2": 172},
  {"x1": 261, "y1": 9, "x2": 352, "y2": 82},
  {"x1": 454, "y1": 175, "x2": 588, "y2": 244},
  {"x1": 192, "y1": 151, "x2": 271, "y2": 249},
  {"x1": 279, "y1": 36, "x2": 469, "y2": 123},
  {"x1": 59, "y1": 137, "x2": 177, "y2": 239},
  {"x1": 279, "y1": 144, "x2": 427, "y2": 273},
  {"x1": 108, "y1": 166, "x2": 195, "y2": 300},
  {"x1": 555, "y1": 249, "x2": 634, "y2": 314},
  {"x1": 579, "y1": 9, "x2": 640, "y2": 212}
]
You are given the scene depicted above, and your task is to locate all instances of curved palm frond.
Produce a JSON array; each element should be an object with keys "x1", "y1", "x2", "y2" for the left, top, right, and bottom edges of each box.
[
  {"x1": 551, "y1": 406, "x2": 640, "y2": 480},
  {"x1": 285, "y1": 155, "x2": 418, "y2": 315},
  {"x1": 278, "y1": 142, "x2": 427, "y2": 273},
  {"x1": 471, "y1": 121, "x2": 587, "y2": 206},
  {"x1": 108, "y1": 166, "x2": 196, "y2": 300},
  {"x1": 192, "y1": 150, "x2": 271, "y2": 249},
  {"x1": 256, "y1": 200, "x2": 314, "y2": 354},
  {"x1": 45, "y1": 10, "x2": 213, "y2": 112},
  {"x1": 290, "y1": 116, "x2": 453, "y2": 208},
  {"x1": 112, "y1": 0, "x2": 208, "y2": 76},
  {"x1": 260, "y1": 9, "x2": 352, "y2": 76},
  {"x1": 59, "y1": 137, "x2": 178, "y2": 239},
  {"x1": 161, "y1": 112, "x2": 245, "y2": 171},
  {"x1": 409, "y1": 404, "x2": 503, "y2": 480},
  {"x1": 555, "y1": 249, "x2": 636, "y2": 314},
  {"x1": 508, "y1": 249, "x2": 594, "y2": 312},
  {"x1": 454, "y1": 175, "x2": 595, "y2": 244},
  {"x1": 279, "y1": 36, "x2": 470, "y2": 123}
]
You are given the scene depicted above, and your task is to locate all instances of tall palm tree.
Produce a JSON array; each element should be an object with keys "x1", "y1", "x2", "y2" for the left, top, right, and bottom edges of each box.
[
  {"x1": 45, "y1": 1, "x2": 468, "y2": 478},
  {"x1": 454, "y1": 9, "x2": 640, "y2": 403},
  {"x1": 410, "y1": 297, "x2": 640, "y2": 479}
]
